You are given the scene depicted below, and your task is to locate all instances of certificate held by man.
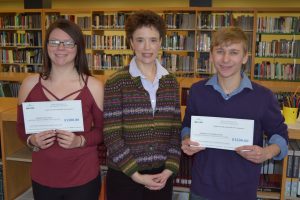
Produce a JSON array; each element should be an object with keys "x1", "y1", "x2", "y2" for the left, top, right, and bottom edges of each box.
[
  {"x1": 22, "y1": 100, "x2": 84, "y2": 134},
  {"x1": 190, "y1": 116, "x2": 254, "y2": 150}
]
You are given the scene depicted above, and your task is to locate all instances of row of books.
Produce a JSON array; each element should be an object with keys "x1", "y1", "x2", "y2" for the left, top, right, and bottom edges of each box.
[
  {"x1": 92, "y1": 13, "x2": 130, "y2": 29},
  {"x1": 196, "y1": 33, "x2": 211, "y2": 52},
  {"x1": 162, "y1": 32, "x2": 195, "y2": 51},
  {"x1": 92, "y1": 35, "x2": 127, "y2": 50},
  {"x1": 0, "y1": 82, "x2": 11, "y2": 97},
  {"x1": 45, "y1": 14, "x2": 59, "y2": 29},
  {"x1": 164, "y1": 13, "x2": 195, "y2": 29},
  {"x1": 0, "y1": 81, "x2": 20, "y2": 97},
  {"x1": 0, "y1": 50, "x2": 93, "y2": 73},
  {"x1": 84, "y1": 35, "x2": 92, "y2": 49},
  {"x1": 285, "y1": 140, "x2": 300, "y2": 198},
  {"x1": 45, "y1": 14, "x2": 92, "y2": 30},
  {"x1": 0, "y1": 14, "x2": 41, "y2": 29},
  {"x1": 91, "y1": 53, "x2": 132, "y2": 70},
  {"x1": 47, "y1": 14, "x2": 69, "y2": 26},
  {"x1": 0, "y1": 49, "x2": 42, "y2": 65},
  {"x1": 257, "y1": 16, "x2": 300, "y2": 34},
  {"x1": 0, "y1": 31, "x2": 42, "y2": 47},
  {"x1": 1, "y1": 13, "x2": 299, "y2": 34},
  {"x1": 256, "y1": 39, "x2": 300, "y2": 58},
  {"x1": 162, "y1": 53, "x2": 194, "y2": 73},
  {"x1": 197, "y1": 12, "x2": 254, "y2": 31},
  {"x1": 91, "y1": 52, "x2": 198, "y2": 73},
  {"x1": 196, "y1": 52, "x2": 211, "y2": 73},
  {"x1": 2, "y1": 64, "x2": 42, "y2": 73},
  {"x1": 76, "y1": 16, "x2": 92, "y2": 30},
  {"x1": 254, "y1": 62, "x2": 300, "y2": 81},
  {"x1": 91, "y1": 30, "x2": 261, "y2": 53},
  {"x1": 85, "y1": 53, "x2": 93, "y2": 69},
  {"x1": 0, "y1": 48, "x2": 253, "y2": 75},
  {"x1": 88, "y1": 30, "x2": 252, "y2": 53},
  {"x1": 48, "y1": 12, "x2": 257, "y2": 31}
]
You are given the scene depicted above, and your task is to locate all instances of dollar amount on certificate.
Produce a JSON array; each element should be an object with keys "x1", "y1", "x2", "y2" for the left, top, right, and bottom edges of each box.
[
  {"x1": 22, "y1": 100, "x2": 84, "y2": 134},
  {"x1": 190, "y1": 116, "x2": 254, "y2": 150}
]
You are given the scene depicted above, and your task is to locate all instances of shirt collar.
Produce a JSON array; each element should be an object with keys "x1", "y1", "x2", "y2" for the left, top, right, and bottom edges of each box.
[
  {"x1": 206, "y1": 73, "x2": 253, "y2": 97},
  {"x1": 129, "y1": 56, "x2": 169, "y2": 79}
]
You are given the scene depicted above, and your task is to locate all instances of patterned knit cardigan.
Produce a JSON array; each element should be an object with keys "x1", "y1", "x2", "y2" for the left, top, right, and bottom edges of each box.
[{"x1": 104, "y1": 67, "x2": 181, "y2": 176}]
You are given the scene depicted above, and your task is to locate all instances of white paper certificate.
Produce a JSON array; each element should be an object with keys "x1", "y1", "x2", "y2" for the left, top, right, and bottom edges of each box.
[
  {"x1": 190, "y1": 116, "x2": 254, "y2": 150},
  {"x1": 22, "y1": 100, "x2": 84, "y2": 134}
]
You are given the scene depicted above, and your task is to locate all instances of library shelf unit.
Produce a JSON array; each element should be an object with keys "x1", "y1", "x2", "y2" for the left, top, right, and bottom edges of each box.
[
  {"x1": 253, "y1": 9, "x2": 300, "y2": 83},
  {"x1": 0, "y1": 7, "x2": 299, "y2": 200},
  {"x1": 0, "y1": 9, "x2": 43, "y2": 73},
  {"x1": 0, "y1": 7, "x2": 298, "y2": 91},
  {"x1": 282, "y1": 122, "x2": 300, "y2": 200},
  {"x1": 0, "y1": 98, "x2": 20, "y2": 200},
  {"x1": 0, "y1": 105, "x2": 31, "y2": 200}
]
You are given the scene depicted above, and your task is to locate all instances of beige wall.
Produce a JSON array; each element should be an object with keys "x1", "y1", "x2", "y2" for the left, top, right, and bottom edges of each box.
[
  {"x1": 51, "y1": 0, "x2": 189, "y2": 9},
  {"x1": 0, "y1": 0, "x2": 299, "y2": 9}
]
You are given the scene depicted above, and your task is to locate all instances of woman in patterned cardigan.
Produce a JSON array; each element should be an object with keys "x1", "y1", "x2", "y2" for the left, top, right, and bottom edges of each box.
[{"x1": 103, "y1": 10, "x2": 181, "y2": 200}]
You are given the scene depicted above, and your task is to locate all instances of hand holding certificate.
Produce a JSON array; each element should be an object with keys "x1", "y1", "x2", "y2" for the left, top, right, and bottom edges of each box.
[
  {"x1": 190, "y1": 116, "x2": 254, "y2": 151},
  {"x1": 22, "y1": 100, "x2": 84, "y2": 134}
]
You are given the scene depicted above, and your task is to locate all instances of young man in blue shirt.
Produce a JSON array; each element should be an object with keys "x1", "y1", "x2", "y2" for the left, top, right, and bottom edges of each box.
[{"x1": 181, "y1": 27, "x2": 288, "y2": 200}]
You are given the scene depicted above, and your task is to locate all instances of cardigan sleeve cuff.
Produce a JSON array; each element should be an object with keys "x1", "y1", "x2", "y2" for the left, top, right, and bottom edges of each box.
[
  {"x1": 165, "y1": 159, "x2": 180, "y2": 175},
  {"x1": 121, "y1": 160, "x2": 139, "y2": 177}
]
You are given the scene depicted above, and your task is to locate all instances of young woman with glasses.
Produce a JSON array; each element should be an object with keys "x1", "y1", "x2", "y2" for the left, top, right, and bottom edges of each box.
[{"x1": 16, "y1": 18, "x2": 104, "y2": 200}]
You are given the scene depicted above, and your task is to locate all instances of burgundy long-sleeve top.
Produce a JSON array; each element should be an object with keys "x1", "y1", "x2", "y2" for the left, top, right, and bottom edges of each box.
[{"x1": 17, "y1": 76, "x2": 103, "y2": 188}]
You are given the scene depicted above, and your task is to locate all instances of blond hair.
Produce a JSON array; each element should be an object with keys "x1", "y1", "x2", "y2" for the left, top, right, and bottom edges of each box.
[{"x1": 210, "y1": 27, "x2": 248, "y2": 53}]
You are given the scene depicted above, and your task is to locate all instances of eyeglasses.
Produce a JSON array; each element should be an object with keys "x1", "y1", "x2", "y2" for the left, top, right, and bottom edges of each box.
[{"x1": 48, "y1": 40, "x2": 76, "y2": 48}]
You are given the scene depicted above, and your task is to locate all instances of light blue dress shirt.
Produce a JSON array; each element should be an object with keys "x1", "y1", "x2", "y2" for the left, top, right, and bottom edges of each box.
[{"x1": 129, "y1": 56, "x2": 169, "y2": 114}]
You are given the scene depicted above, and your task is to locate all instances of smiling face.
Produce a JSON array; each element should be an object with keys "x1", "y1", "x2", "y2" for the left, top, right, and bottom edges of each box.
[
  {"x1": 211, "y1": 41, "x2": 248, "y2": 80},
  {"x1": 47, "y1": 28, "x2": 77, "y2": 68},
  {"x1": 130, "y1": 26, "x2": 162, "y2": 67}
]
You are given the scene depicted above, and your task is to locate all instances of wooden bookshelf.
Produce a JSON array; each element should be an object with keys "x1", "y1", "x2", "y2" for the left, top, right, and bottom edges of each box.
[
  {"x1": 0, "y1": 107, "x2": 31, "y2": 200},
  {"x1": 0, "y1": 8, "x2": 299, "y2": 91},
  {"x1": 0, "y1": 10, "x2": 43, "y2": 73},
  {"x1": 279, "y1": 119, "x2": 300, "y2": 199},
  {"x1": 0, "y1": 98, "x2": 30, "y2": 200},
  {"x1": 253, "y1": 10, "x2": 300, "y2": 85}
]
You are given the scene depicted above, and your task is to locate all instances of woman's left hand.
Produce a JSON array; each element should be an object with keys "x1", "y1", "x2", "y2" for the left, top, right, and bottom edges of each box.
[{"x1": 56, "y1": 130, "x2": 81, "y2": 149}]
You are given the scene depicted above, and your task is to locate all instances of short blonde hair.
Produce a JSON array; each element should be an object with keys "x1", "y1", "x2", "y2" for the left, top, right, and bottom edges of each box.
[{"x1": 210, "y1": 27, "x2": 248, "y2": 53}]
